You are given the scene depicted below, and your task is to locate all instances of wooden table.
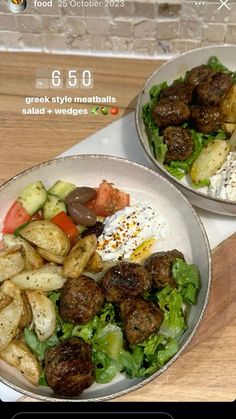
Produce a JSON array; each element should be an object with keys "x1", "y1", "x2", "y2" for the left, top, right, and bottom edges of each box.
[{"x1": 0, "y1": 51, "x2": 235, "y2": 402}]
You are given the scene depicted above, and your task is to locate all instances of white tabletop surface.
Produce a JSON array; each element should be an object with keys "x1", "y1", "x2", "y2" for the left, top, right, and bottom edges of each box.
[{"x1": 1, "y1": 111, "x2": 236, "y2": 401}]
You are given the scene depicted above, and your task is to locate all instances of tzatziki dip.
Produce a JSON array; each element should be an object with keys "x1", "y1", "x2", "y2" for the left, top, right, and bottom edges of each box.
[
  {"x1": 97, "y1": 204, "x2": 169, "y2": 261},
  {"x1": 208, "y1": 151, "x2": 236, "y2": 201}
]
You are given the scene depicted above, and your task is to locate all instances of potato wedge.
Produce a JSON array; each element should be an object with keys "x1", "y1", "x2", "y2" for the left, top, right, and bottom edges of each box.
[
  {"x1": 11, "y1": 263, "x2": 67, "y2": 291},
  {"x1": 222, "y1": 122, "x2": 236, "y2": 135},
  {"x1": 0, "y1": 289, "x2": 13, "y2": 310},
  {"x1": 191, "y1": 140, "x2": 230, "y2": 184},
  {"x1": 3, "y1": 234, "x2": 43, "y2": 270},
  {"x1": 63, "y1": 234, "x2": 97, "y2": 279},
  {"x1": 0, "y1": 339, "x2": 41, "y2": 386},
  {"x1": 18, "y1": 292, "x2": 32, "y2": 329},
  {"x1": 222, "y1": 84, "x2": 236, "y2": 123},
  {"x1": 0, "y1": 246, "x2": 25, "y2": 282},
  {"x1": 0, "y1": 280, "x2": 23, "y2": 351},
  {"x1": 37, "y1": 247, "x2": 65, "y2": 265},
  {"x1": 20, "y1": 221, "x2": 70, "y2": 256},
  {"x1": 86, "y1": 251, "x2": 104, "y2": 273},
  {"x1": 25, "y1": 290, "x2": 56, "y2": 341}
]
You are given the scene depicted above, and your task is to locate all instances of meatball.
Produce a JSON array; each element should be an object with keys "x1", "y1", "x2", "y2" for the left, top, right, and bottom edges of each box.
[
  {"x1": 186, "y1": 65, "x2": 213, "y2": 89},
  {"x1": 101, "y1": 262, "x2": 151, "y2": 303},
  {"x1": 145, "y1": 249, "x2": 185, "y2": 289},
  {"x1": 191, "y1": 105, "x2": 222, "y2": 134},
  {"x1": 45, "y1": 337, "x2": 94, "y2": 396},
  {"x1": 163, "y1": 126, "x2": 194, "y2": 162},
  {"x1": 152, "y1": 99, "x2": 190, "y2": 127},
  {"x1": 159, "y1": 82, "x2": 192, "y2": 104},
  {"x1": 120, "y1": 298, "x2": 163, "y2": 345},
  {"x1": 59, "y1": 275, "x2": 105, "y2": 324},
  {"x1": 197, "y1": 71, "x2": 233, "y2": 107}
]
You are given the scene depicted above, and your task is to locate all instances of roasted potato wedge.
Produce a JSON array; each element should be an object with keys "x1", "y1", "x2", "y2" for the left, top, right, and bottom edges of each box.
[
  {"x1": 0, "y1": 246, "x2": 25, "y2": 282},
  {"x1": 222, "y1": 122, "x2": 236, "y2": 135},
  {"x1": 191, "y1": 140, "x2": 230, "y2": 184},
  {"x1": 63, "y1": 234, "x2": 97, "y2": 279},
  {"x1": 20, "y1": 221, "x2": 70, "y2": 256},
  {"x1": 0, "y1": 280, "x2": 23, "y2": 351},
  {"x1": 11, "y1": 263, "x2": 67, "y2": 291},
  {"x1": 37, "y1": 247, "x2": 65, "y2": 265},
  {"x1": 26, "y1": 290, "x2": 56, "y2": 341},
  {"x1": 222, "y1": 84, "x2": 236, "y2": 123},
  {"x1": 0, "y1": 339, "x2": 41, "y2": 386},
  {"x1": 18, "y1": 292, "x2": 32, "y2": 329},
  {"x1": 86, "y1": 251, "x2": 104, "y2": 273},
  {"x1": 3, "y1": 234, "x2": 43, "y2": 270},
  {"x1": 0, "y1": 289, "x2": 13, "y2": 310}
]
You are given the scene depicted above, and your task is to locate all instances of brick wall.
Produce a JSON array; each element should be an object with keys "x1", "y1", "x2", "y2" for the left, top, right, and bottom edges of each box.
[{"x1": 0, "y1": 0, "x2": 235, "y2": 57}]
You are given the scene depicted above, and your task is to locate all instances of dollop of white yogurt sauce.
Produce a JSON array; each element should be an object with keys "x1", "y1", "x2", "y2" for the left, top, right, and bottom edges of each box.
[
  {"x1": 97, "y1": 204, "x2": 169, "y2": 261},
  {"x1": 208, "y1": 151, "x2": 236, "y2": 201}
]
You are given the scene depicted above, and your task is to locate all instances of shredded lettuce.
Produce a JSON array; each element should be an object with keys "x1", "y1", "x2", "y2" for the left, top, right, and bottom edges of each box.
[
  {"x1": 172, "y1": 258, "x2": 200, "y2": 305},
  {"x1": 24, "y1": 328, "x2": 59, "y2": 362},
  {"x1": 157, "y1": 285, "x2": 187, "y2": 340},
  {"x1": 142, "y1": 102, "x2": 167, "y2": 164}
]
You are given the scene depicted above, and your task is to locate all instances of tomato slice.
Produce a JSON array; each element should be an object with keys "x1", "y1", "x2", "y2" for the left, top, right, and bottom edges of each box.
[
  {"x1": 50, "y1": 211, "x2": 78, "y2": 244},
  {"x1": 2, "y1": 200, "x2": 31, "y2": 234},
  {"x1": 87, "y1": 181, "x2": 130, "y2": 217}
]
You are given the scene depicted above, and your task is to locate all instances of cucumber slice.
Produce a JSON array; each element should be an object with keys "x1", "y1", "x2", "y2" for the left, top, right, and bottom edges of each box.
[
  {"x1": 18, "y1": 181, "x2": 47, "y2": 215},
  {"x1": 43, "y1": 193, "x2": 67, "y2": 220},
  {"x1": 49, "y1": 180, "x2": 76, "y2": 200}
]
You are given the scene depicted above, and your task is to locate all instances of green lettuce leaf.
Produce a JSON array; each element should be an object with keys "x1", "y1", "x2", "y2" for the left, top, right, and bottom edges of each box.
[
  {"x1": 157, "y1": 285, "x2": 186, "y2": 340},
  {"x1": 24, "y1": 328, "x2": 59, "y2": 362},
  {"x1": 172, "y1": 258, "x2": 200, "y2": 304},
  {"x1": 142, "y1": 102, "x2": 167, "y2": 164},
  {"x1": 92, "y1": 350, "x2": 121, "y2": 384}
]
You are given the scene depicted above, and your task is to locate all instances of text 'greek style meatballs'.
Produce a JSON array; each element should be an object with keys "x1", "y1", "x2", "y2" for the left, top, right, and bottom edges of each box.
[
  {"x1": 59, "y1": 275, "x2": 105, "y2": 324},
  {"x1": 145, "y1": 249, "x2": 185, "y2": 289},
  {"x1": 45, "y1": 338, "x2": 94, "y2": 396},
  {"x1": 101, "y1": 261, "x2": 151, "y2": 303},
  {"x1": 120, "y1": 298, "x2": 163, "y2": 345}
]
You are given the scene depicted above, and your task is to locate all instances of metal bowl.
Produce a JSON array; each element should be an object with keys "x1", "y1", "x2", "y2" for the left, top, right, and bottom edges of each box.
[
  {"x1": 0, "y1": 155, "x2": 211, "y2": 401},
  {"x1": 136, "y1": 45, "x2": 236, "y2": 216}
]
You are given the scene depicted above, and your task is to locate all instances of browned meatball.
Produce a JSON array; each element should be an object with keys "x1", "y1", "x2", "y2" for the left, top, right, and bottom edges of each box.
[
  {"x1": 45, "y1": 338, "x2": 94, "y2": 396},
  {"x1": 59, "y1": 275, "x2": 105, "y2": 324},
  {"x1": 159, "y1": 82, "x2": 192, "y2": 104},
  {"x1": 145, "y1": 250, "x2": 185, "y2": 289},
  {"x1": 120, "y1": 298, "x2": 163, "y2": 345},
  {"x1": 152, "y1": 99, "x2": 190, "y2": 127},
  {"x1": 197, "y1": 71, "x2": 233, "y2": 107},
  {"x1": 191, "y1": 105, "x2": 222, "y2": 134},
  {"x1": 163, "y1": 126, "x2": 194, "y2": 162},
  {"x1": 186, "y1": 65, "x2": 213, "y2": 89},
  {"x1": 101, "y1": 262, "x2": 151, "y2": 303}
]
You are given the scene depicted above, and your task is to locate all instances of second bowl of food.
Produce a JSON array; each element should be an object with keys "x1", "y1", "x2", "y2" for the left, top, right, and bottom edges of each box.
[
  {"x1": 136, "y1": 45, "x2": 236, "y2": 215},
  {"x1": 0, "y1": 155, "x2": 211, "y2": 401}
]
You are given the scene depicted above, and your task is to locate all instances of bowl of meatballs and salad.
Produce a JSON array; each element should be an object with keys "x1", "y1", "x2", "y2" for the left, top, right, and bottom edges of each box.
[
  {"x1": 136, "y1": 44, "x2": 236, "y2": 216},
  {"x1": 0, "y1": 154, "x2": 211, "y2": 401}
]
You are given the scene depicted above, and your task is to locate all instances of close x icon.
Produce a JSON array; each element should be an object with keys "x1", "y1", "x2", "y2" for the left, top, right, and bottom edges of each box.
[{"x1": 218, "y1": 0, "x2": 231, "y2": 10}]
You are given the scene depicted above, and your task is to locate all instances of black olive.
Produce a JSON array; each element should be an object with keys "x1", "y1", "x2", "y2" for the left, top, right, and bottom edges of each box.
[
  {"x1": 67, "y1": 201, "x2": 97, "y2": 227},
  {"x1": 81, "y1": 221, "x2": 105, "y2": 238},
  {"x1": 65, "y1": 187, "x2": 97, "y2": 206}
]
